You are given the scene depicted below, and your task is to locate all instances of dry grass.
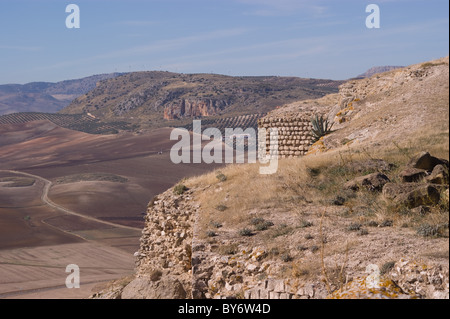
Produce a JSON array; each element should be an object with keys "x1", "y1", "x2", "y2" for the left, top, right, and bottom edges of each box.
[{"x1": 186, "y1": 113, "x2": 448, "y2": 240}]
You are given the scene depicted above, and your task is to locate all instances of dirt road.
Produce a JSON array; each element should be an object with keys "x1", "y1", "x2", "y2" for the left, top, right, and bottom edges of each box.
[{"x1": 0, "y1": 169, "x2": 141, "y2": 232}]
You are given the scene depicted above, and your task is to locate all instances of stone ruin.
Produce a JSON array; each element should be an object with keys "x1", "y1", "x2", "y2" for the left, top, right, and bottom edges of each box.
[{"x1": 257, "y1": 113, "x2": 316, "y2": 158}]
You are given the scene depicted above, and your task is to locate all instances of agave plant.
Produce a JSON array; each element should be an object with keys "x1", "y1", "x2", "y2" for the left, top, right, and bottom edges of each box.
[{"x1": 310, "y1": 114, "x2": 333, "y2": 143}]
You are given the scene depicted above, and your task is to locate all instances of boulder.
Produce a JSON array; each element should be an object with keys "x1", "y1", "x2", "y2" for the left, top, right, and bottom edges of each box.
[
  {"x1": 344, "y1": 172, "x2": 390, "y2": 191},
  {"x1": 407, "y1": 152, "x2": 449, "y2": 171},
  {"x1": 399, "y1": 167, "x2": 428, "y2": 183},
  {"x1": 382, "y1": 183, "x2": 441, "y2": 209},
  {"x1": 425, "y1": 164, "x2": 449, "y2": 185},
  {"x1": 121, "y1": 276, "x2": 187, "y2": 299}
]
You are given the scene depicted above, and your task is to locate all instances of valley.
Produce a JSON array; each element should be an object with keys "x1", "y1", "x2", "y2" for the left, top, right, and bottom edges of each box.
[{"x1": 0, "y1": 120, "x2": 223, "y2": 298}]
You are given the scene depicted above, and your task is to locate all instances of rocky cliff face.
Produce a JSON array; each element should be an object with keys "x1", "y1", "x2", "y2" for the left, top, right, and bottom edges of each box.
[{"x1": 163, "y1": 98, "x2": 229, "y2": 120}]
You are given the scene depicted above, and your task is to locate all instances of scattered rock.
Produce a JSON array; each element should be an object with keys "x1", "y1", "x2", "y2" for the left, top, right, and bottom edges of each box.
[
  {"x1": 327, "y1": 277, "x2": 415, "y2": 299},
  {"x1": 382, "y1": 183, "x2": 441, "y2": 209},
  {"x1": 425, "y1": 164, "x2": 449, "y2": 185},
  {"x1": 388, "y1": 259, "x2": 449, "y2": 299},
  {"x1": 407, "y1": 151, "x2": 449, "y2": 171},
  {"x1": 399, "y1": 167, "x2": 428, "y2": 183},
  {"x1": 344, "y1": 172, "x2": 390, "y2": 191}
]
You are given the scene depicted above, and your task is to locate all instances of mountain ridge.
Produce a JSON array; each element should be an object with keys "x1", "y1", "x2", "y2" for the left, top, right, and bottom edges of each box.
[
  {"x1": 0, "y1": 73, "x2": 124, "y2": 115},
  {"x1": 60, "y1": 71, "x2": 343, "y2": 129}
]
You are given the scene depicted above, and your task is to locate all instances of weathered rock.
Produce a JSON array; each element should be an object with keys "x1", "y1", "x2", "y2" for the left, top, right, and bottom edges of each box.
[
  {"x1": 121, "y1": 276, "x2": 187, "y2": 299},
  {"x1": 388, "y1": 259, "x2": 449, "y2": 299},
  {"x1": 442, "y1": 189, "x2": 449, "y2": 205},
  {"x1": 382, "y1": 183, "x2": 441, "y2": 209},
  {"x1": 327, "y1": 277, "x2": 415, "y2": 299},
  {"x1": 425, "y1": 164, "x2": 449, "y2": 185},
  {"x1": 399, "y1": 167, "x2": 428, "y2": 183},
  {"x1": 344, "y1": 172, "x2": 390, "y2": 191},
  {"x1": 407, "y1": 151, "x2": 449, "y2": 171}
]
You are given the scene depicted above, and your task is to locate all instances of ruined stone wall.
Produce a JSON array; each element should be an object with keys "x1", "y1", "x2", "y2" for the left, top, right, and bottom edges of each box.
[
  {"x1": 120, "y1": 189, "x2": 197, "y2": 299},
  {"x1": 258, "y1": 114, "x2": 314, "y2": 158}
]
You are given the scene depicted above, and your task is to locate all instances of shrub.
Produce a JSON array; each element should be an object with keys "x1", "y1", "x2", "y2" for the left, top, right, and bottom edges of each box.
[
  {"x1": 417, "y1": 224, "x2": 444, "y2": 237},
  {"x1": 250, "y1": 217, "x2": 265, "y2": 225},
  {"x1": 206, "y1": 231, "x2": 217, "y2": 237},
  {"x1": 347, "y1": 223, "x2": 362, "y2": 231},
  {"x1": 380, "y1": 219, "x2": 394, "y2": 228},
  {"x1": 366, "y1": 221, "x2": 379, "y2": 227},
  {"x1": 299, "y1": 220, "x2": 313, "y2": 228},
  {"x1": 173, "y1": 184, "x2": 188, "y2": 195},
  {"x1": 357, "y1": 228, "x2": 369, "y2": 236},
  {"x1": 380, "y1": 261, "x2": 396, "y2": 275},
  {"x1": 216, "y1": 172, "x2": 227, "y2": 182},
  {"x1": 281, "y1": 253, "x2": 293, "y2": 262},
  {"x1": 238, "y1": 228, "x2": 253, "y2": 237},
  {"x1": 311, "y1": 114, "x2": 333, "y2": 143},
  {"x1": 210, "y1": 221, "x2": 223, "y2": 228},
  {"x1": 255, "y1": 221, "x2": 274, "y2": 231},
  {"x1": 270, "y1": 224, "x2": 292, "y2": 238},
  {"x1": 215, "y1": 205, "x2": 228, "y2": 212},
  {"x1": 310, "y1": 245, "x2": 319, "y2": 253}
]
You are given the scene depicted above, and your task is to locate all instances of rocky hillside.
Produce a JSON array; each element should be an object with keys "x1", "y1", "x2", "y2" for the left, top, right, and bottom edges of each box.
[
  {"x1": 60, "y1": 72, "x2": 342, "y2": 129},
  {"x1": 0, "y1": 73, "x2": 123, "y2": 115},
  {"x1": 91, "y1": 57, "x2": 449, "y2": 299}
]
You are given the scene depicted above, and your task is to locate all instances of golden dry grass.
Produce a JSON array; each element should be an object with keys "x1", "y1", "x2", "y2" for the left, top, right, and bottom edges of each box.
[{"x1": 185, "y1": 105, "x2": 449, "y2": 238}]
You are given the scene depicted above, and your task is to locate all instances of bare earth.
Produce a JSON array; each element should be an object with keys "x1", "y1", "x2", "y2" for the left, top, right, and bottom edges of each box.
[{"x1": 0, "y1": 120, "x2": 223, "y2": 298}]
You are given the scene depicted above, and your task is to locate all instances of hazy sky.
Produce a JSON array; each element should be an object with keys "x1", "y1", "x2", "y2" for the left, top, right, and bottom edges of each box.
[{"x1": 0, "y1": 0, "x2": 448, "y2": 84}]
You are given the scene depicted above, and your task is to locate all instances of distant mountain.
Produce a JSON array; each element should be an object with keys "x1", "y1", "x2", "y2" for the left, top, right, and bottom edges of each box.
[
  {"x1": 356, "y1": 66, "x2": 404, "y2": 79},
  {"x1": 61, "y1": 71, "x2": 343, "y2": 129},
  {"x1": 0, "y1": 73, "x2": 124, "y2": 115}
]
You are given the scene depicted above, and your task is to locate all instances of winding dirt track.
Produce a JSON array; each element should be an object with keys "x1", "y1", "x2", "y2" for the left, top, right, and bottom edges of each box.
[{"x1": 0, "y1": 169, "x2": 141, "y2": 232}]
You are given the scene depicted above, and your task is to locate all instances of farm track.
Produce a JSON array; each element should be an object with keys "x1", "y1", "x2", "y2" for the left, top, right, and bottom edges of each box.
[{"x1": 0, "y1": 170, "x2": 142, "y2": 232}]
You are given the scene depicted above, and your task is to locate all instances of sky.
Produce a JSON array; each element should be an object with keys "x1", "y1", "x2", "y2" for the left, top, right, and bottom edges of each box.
[{"x1": 0, "y1": 0, "x2": 448, "y2": 84}]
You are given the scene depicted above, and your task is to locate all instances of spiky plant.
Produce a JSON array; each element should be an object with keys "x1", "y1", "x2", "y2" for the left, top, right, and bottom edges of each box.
[{"x1": 311, "y1": 114, "x2": 333, "y2": 143}]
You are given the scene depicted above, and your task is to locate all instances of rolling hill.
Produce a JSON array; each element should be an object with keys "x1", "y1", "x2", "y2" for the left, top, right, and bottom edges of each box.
[{"x1": 60, "y1": 71, "x2": 343, "y2": 129}]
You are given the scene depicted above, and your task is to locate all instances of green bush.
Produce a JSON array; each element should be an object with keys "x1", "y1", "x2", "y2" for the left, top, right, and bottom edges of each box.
[
  {"x1": 216, "y1": 173, "x2": 227, "y2": 182},
  {"x1": 173, "y1": 184, "x2": 188, "y2": 195}
]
